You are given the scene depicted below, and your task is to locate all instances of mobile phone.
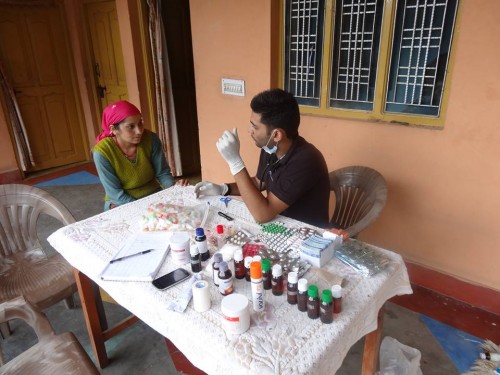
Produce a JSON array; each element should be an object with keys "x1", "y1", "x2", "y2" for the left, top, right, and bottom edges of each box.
[{"x1": 152, "y1": 268, "x2": 191, "y2": 290}]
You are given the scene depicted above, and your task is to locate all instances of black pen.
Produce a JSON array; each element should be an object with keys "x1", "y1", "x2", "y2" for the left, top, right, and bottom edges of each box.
[
  {"x1": 110, "y1": 249, "x2": 155, "y2": 264},
  {"x1": 218, "y1": 211, "x2": 234, "y2": 221}
]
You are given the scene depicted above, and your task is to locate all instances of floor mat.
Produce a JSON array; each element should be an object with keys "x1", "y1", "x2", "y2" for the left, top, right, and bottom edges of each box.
[
  {"x1": 421, "y1": 314, "x2": 482, "y2": 373},
  {"x1": 35, "y1": 171, "x2": 101, "y2": 186}
]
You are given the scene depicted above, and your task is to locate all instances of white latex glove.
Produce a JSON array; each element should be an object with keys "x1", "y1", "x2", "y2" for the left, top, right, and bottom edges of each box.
[
  {"x1": 194, "y1": 181, "x2": 228, "y2": 198},
  {"x1": 216, "y1": 128, "x2": 245, "y2": 175}
]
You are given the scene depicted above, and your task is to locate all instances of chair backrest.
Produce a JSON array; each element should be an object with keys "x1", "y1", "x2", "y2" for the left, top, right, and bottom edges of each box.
[
  {"x1": 329, "y1": 166, "x2": 388, "y2": 237},
  {"x1": 0, "y1": 296, "x2": 99, "y2": 374},
  {"x1": 0, "y1": 184, "x2": 75, "y2": 258}
]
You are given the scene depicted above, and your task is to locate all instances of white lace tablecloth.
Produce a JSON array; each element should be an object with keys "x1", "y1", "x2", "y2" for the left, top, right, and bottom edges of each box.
[{"x1": 48, "y1": 186, "x2": 412, "y2": 375}]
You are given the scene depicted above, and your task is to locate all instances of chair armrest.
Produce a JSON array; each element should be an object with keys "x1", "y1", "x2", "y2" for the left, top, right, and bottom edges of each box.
[{"x1": 0, "y1": 296, "x2": 55, "y2": 340}]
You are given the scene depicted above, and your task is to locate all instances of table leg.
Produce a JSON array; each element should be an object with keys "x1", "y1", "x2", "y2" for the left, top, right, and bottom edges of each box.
[
  {"x1": 74, "y1": 268, "x2": 109, "y2": 368},
  {"x1": 361, "y1": 304, "x2": 385, "y2": 375}
]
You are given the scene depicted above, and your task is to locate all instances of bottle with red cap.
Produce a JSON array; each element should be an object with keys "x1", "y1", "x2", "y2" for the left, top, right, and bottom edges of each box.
[
  {"x1": 250, "y1": 261, "x2": 265, "y2": 312},
  {"x1": 216, "y1": 224, "x2": 225, "y2": 249}
]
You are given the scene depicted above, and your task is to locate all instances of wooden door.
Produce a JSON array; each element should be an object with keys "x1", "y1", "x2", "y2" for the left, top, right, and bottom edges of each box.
[
  {"x1": 0, "y1": 2, "x2": 87, "y2": 171},
  {"x1": 84, "y1": 0, "x2": 128, "y2": 110}
]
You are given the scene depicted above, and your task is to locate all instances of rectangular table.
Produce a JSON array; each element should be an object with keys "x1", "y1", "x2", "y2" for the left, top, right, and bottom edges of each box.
[{"x1": 48, "y1": 186, "x2": 412, "y2": 374}]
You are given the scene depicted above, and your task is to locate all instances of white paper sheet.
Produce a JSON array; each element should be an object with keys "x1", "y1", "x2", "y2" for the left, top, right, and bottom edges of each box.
[{"x1": 99, "y1": 232, "x2": 171, "y2": 281}]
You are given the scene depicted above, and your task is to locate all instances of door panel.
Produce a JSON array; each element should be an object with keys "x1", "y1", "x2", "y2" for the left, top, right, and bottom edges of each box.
[
  {"x1": 85, "y1": 1, "x2": 128, "y2": 109},
  {"x1": 0, "y1": 3, "x2": 87, "y2": 171}
]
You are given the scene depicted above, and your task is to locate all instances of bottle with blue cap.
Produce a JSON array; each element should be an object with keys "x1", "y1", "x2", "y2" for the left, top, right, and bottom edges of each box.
[{"x1": 195, "y1": 227, "x2": 209, "y2": 261}]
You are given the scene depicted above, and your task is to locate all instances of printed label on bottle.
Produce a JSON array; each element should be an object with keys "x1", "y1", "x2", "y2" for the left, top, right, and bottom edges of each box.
[
  {"x1": 251, "y1": 280, "x2": 265, "y2": 311},
  {"x1": 219, "y1": 276, "x2": 234, "y2": 295}
]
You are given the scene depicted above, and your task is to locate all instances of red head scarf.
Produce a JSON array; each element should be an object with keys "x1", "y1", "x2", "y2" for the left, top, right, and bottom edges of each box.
[{"x1": 96, "y1": 100, "x2": 142, "y2": 143}]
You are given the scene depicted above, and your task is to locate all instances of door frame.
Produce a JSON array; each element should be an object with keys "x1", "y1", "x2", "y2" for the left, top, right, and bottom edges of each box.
[{"x1": 0, "y1": 0, "x2": 90, "y2": 176}]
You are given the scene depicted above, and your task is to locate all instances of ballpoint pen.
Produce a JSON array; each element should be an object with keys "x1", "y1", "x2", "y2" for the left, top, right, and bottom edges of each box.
[{"x1": 110, "y1": 249, "x2": 155, "y2": 264}]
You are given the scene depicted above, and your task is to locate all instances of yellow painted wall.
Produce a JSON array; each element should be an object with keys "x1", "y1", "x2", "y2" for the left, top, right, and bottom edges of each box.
[{"x1": 190, "y1": 0, "x2": 500, "y2": 291}]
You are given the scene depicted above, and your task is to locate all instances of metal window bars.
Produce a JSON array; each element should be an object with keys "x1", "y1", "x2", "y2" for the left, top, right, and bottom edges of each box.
[
  {"x1": 284, "y1": 0, "x2": 325, "y2": 106},
  {"x1": 385, "y1": 0, "x2": 459, "y2": 116},
  {"x1": 330, "y1": 0, "x2": 383, "y2": 111}
]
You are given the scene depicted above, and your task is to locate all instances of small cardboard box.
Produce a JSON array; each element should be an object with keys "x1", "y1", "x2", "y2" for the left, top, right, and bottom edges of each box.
[{"x1": 299, "y1": 234, "x2": 342, "y2": 267}]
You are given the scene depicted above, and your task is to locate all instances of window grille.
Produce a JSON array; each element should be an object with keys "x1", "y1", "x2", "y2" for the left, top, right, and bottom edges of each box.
[
  {"x1": 284, "y1": 0, "x2": 325, "y2": 107},
  {"x1": 385, "y1": 0, "x2": 459, "y2": 116},
  {"x1": 330, "y1": 0, "x2": 383, "y2": 111},
  {"x1": 281, "y1": 0, "x2": 460, "y2": 126}
]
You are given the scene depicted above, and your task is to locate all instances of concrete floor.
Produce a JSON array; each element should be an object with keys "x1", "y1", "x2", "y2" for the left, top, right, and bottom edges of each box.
[{"x1": 2, "y1": 297, "x2": 459, "y2": 374}]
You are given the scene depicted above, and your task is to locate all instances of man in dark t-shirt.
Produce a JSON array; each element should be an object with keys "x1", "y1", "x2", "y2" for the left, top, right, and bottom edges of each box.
[{"x1": 194, "y1": 88, "x2": 330, "y2": 228}]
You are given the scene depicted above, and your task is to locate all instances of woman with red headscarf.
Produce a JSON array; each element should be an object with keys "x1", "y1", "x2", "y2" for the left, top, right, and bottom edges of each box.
[{"x1": 93, "y1": 100, "x2": 187, "y2": 210}]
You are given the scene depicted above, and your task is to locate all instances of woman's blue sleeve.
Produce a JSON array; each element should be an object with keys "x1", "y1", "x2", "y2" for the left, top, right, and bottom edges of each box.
[
  {"x1": 151, "y1": 133, "x2": 175, "y2": 188},
  {"x1": 93, "y1": 151, "x2": 135, "y2": 206}
]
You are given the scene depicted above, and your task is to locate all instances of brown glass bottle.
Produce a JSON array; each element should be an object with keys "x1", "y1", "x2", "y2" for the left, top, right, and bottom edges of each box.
[
  {"x1": 212, "y1": 253, "x2": 223, "y2": 286},
  {"x1": 307, "y1": 285, "x2": 319, "y2": 319},
  {"x1": 320, "y1": 289, "x2": 333, "y2": 324},
  {"x1": 331, "y1": 285, "x2": 343, "y2": 314},
  {"x1": 271, "y1": 264, "x2": 283, "y2": 296},
  {"x1": 234, "y1": 249, "x2": 245, "y2": 279},
  {"x1": 261, "y1": 259, "x2": 272, "y2": 290},
  {"x1": 218, "y1": 261, "x2": 234, "y2": 296},
  {"x1": 297, "y1": 278, "x2": 308, "y2": 312},
  {"x1": 244, "y1": 256, "x2": 253, "y2": 281},
  {"x1": 287, "y1": 271, "x2": 298, "y2": 304}
]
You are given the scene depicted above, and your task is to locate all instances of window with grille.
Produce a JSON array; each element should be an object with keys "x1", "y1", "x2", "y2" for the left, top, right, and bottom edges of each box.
[{"x1": 282, "y1": 0, "x2": 460, "y2": 126}]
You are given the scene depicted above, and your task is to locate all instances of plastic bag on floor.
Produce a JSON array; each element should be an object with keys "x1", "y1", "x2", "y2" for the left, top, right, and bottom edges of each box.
[{"x1": 378, "y1": 336, "x2": 423, "y2": 375}]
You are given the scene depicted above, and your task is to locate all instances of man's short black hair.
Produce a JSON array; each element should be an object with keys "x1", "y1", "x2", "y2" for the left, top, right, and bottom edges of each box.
[{"x1": 250, "y1": 88, "x2": 300, "y2": 139}]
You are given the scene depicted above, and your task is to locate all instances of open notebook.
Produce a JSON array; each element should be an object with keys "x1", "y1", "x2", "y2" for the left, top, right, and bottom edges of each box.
[{"x1": 100, "y1": 232, "x2": 171, "y2": 281}]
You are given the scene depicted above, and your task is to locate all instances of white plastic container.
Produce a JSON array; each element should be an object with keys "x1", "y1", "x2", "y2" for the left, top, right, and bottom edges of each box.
[
  {"x1": 169, "y1": 232, "x2": 190, "y2": 265},
  {"x1": 220, "y1": 293, "x2": 250, "y2": 335}
]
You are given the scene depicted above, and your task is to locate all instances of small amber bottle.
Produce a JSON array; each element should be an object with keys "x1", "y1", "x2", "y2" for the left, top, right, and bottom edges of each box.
[
  {"x1": 320, "y1": 289, "x2": 333, "y2": 324},
  {"x1": 307, "y1": 285, "x2": 319, "y2": 319},
  {"x1": 297, "y1": 278, "x2": 308, "y2": 312},
  {"x1": 212, "y1": 253, "x2": 223, "y2": 286},
  {"x1": 218, "y1": 261, "x2": 234, "y2": 296},
  {"x1": 234, "y1": 249, "x2": 245, "y2": 279},
  {"x1": 244, "y1": 256, "x2": 253, "y2": 281},
  {"x1": 331, "y1": 284, "x2": 343, "y2": 314},
  {"x1": 261, "y1": 259, "x2": 272, "y2": 290},
  {"x1": 287, "y1": 271, "x2": 298, "y2": 304},
  {"x1": 271, "y1": 264, "x2": 283, "y2": 296}
]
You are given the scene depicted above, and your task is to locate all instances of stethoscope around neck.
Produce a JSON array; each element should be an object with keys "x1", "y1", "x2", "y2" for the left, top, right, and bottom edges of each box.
[{"x1": 259, "y1": 153, "x2": 285, "y2": 191}]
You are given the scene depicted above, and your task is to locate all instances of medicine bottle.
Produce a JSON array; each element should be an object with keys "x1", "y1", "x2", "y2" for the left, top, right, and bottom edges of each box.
[
  {"x1": 307, "y1": 285, "x2": 319, "y2": 319},
  {"x1": 252, "y1": 255, "x2": 262, "y2": 263},
  {"x1": 190, "y1": 245, "x2": 202, "y2": 273},
  {"x1": 261, "y1": 259, "x2": 272, "y2": 290},
  {"x1": 331, "y1": 284, "x2": 343, "y2": 314},
  {"x1": 244, "y1": 256, "x2": 253, "y2": 281},
  {"x1": 287, "y1": 271, "x2": 298, "y2": 305},
  {"x1": 234, "y1": 249, "x2": 245, "y2": 279},
  {"x1": 297, "y1": 278, "x2": 308, "y2": 312},
  {"x1": 218, "y1": 261, "x2": 234, "y2": 296},
  {"x1": 216, "y1": 224, "x2": 225, "y2": 249},
  {"x1": 212, "y1": 253, "x2": 223, "y2": 286},
  {"x1": 195, "y1": 227, "x2": 209, "y2": 261},
  {"x1": 271, "y1": 264, "x2": 283, "y2": 296},
  {"x1": 250, "y1": 261, "x2": 265, "y2": 312},
  {"x1": 320, "y1": 289, "x2": 333, "y2": 324}
]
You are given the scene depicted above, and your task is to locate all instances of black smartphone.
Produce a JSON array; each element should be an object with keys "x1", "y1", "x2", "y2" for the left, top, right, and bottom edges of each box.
[{"x1": 152, "y1": 268, "x2": 191, "y2": 290}]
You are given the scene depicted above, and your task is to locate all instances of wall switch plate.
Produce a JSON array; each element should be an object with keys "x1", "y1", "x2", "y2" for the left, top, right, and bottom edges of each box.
[{"x1": 222, "y1": 78, "x2": 245, "y2": 96}]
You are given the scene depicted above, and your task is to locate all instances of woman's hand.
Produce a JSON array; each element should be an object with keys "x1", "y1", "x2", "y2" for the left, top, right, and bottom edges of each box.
[{"x1": 175, "y1": 179, "x2": 191, "y2": 186}]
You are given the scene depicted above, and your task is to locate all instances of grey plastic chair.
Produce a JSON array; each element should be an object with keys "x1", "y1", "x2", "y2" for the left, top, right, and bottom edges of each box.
[
  {"x1": 329, "y1": 166, "x2": 388, "y2": 237},
  {"x1": 0, "y1": 296, "x2": 99, "y2": 374},
  {"x1": 0, "y1": 184, "x2": 77, "y2": 338}
]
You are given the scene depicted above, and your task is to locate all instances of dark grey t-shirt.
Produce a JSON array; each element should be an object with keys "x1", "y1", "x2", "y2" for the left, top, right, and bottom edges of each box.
[{"x1": 257, "y1": 136, "x2": 330, "y2": 228}]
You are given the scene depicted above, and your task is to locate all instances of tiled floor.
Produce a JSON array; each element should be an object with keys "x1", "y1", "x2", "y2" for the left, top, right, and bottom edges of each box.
[{"x1": 4, "y1": 162, "x2": 499, "y2": 374}]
